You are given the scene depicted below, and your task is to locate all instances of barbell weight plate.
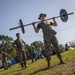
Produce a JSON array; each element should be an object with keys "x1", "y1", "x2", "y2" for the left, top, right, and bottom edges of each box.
[
  {"x1": 60, "y1": 9, "x2": 68, "y2": 22},
  {"x1": 19, "y1": 19, "x2": 25, "y2": 33}
]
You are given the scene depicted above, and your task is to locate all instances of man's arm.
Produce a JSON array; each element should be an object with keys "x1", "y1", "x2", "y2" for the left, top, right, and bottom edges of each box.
[
  {"x1": 52, "y1": 17, "x2": 57, "y2": 26},
  {"x1": 24, "y1": 42, "x2": 26, "y2": 47},
  {"x1": 12, "y1": 40, "x2": 17, "y2": 48},
  {"x1": 32, "y1": 22, "x2": 40, "y2": 33},
  {"x1": 21, "y1": 39, "x2": 26, "y2": 47}
]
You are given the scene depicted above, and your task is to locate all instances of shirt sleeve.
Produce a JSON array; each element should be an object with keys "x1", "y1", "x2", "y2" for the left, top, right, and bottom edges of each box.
[
  {"x1": 21, "y1": 39, "x2": 25, "y2": 43},
  {"x1": 37, "y1": 24, "x2": 41, "y2": 29},
  {"x1": 50, "y1": 22, "x2": 54, "y2": 25},
  {"x1": 13, "y1": 40, "x2": 16, "y2": 45}
]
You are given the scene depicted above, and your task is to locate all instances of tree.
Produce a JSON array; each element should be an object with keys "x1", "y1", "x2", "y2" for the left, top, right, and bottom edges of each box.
[
  {"x1": 0, "y1": 35, "x2": 16, "y2": 60},
  {"x1": 25, "y1": 44, "x2": 31, "y2": 60},
  {"x1": 32, "y1": 41, "x2": 44, "y2": 51}
]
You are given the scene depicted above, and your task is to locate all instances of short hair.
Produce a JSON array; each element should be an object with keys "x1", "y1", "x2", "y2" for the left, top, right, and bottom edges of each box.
[
  {"x1": 38, "y1": 13, "x2": 46, "y2": 20},
  {"x1": 16, "y1": 33, "x2": 20, "y2": 36}
]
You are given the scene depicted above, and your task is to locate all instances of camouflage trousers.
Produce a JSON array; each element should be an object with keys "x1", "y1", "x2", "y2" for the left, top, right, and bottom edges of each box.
[
  {"x1": 2, "y1": 58, "x2": 8, "y2": 70},
  {"x1": 43, "y1": 34, "x2": 63, "y2": 67},
  {"x1": 18, "y1": 50, "x2": 27, "y2": 68}
]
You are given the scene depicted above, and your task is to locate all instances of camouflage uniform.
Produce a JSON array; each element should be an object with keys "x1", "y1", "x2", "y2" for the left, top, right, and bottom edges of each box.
[
  {"x1": 37, "y1": 20, "x2": 63, "y2": 68},
  {"x1": 30, "y1": 45, "x2": 35, "y2": 63},
  {"x1": 2, "y1": 52, "x2": 8, "y2": 70},
  {"x1": 13, "y1": 39, "x2": 27, "y2": 68}
]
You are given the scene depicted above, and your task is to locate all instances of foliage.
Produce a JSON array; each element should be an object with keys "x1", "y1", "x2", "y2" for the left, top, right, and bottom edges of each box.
[
  {"x1": 25, "y1": 44, "x2": 31, "y2": 60},
  {"x1": 0, "y1": 35, "x2": 16, "y2": 60},
  {"x1": 0, "y1": 35, "x2": 44, "y2": 60},
  {"x1": 32, "y1": 41, "x2": 44, "y2": 51},
  {"x1": 23, "y1": 41, "x2": 44, "y2": 60}
]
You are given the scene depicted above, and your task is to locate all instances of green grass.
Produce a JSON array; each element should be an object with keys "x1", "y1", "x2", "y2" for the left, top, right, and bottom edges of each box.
[{"x1": 0, "y1": 49, "x2": 75, "y2": 75}]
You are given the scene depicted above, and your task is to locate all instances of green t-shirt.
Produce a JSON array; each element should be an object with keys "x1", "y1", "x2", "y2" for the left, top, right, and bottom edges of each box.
[
  {"x1": 37, "y1": 20, "x2": 54, "y2": 36},
  {"x1": 13, "y1": 39, "x2": 25, "y2": 50}
]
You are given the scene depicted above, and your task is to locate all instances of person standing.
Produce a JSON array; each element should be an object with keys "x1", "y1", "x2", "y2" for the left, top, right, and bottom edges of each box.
[
  {"x1": 30, "y1": 43, "x2": 35, "y2": 63},
  {"x1": 1, "y1": 50, "x2": 8, "y2": 70},
  {"x1": 13, "y1": 33, "x2": 27, "y2": 69},
  {"x1": 32, "y1": 13, "x2": 64, "y2": 68}
]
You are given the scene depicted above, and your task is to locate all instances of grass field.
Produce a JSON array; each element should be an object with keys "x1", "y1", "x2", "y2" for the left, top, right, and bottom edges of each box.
[{"x1": 0, "y1": 49, "x2": 75, "y2": 75}]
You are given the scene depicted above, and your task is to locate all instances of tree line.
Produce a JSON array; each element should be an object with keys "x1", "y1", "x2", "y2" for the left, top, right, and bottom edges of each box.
[{"x1": 0, "y1": 35, "x2": 44, "y2": 61}]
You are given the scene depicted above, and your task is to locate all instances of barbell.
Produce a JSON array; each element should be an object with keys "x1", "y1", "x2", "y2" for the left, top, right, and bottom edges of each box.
[{"x1": 9, "y1": 9, "x2": 74, "y2": 34}]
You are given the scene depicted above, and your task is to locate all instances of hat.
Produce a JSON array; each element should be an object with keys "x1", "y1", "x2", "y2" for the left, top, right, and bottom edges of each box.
[
  {"x1": 16, "y1": 33, "x2": 20, "y2": 36},
  {"x1": 38, "y1": 13, "x2": 46, "y2": 20}
]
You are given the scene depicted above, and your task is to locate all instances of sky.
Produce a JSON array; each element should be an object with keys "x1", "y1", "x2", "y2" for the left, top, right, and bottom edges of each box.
[{"x1": 0, "y1": 0, "x2": 75, "y2": 45}]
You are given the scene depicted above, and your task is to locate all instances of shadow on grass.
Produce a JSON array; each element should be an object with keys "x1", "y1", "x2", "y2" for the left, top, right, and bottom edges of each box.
[
  {"x1": 28, "y1": 63, "x2": 66, "y2": 75},
  {"x1": 28, "y1": 67, "x2": 49, "y2": 75}
]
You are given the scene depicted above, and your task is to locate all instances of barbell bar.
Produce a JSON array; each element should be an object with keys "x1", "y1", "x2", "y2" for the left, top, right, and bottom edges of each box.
[{"x1": 9, "y1": 9, "x2": 74, "y2": 34}]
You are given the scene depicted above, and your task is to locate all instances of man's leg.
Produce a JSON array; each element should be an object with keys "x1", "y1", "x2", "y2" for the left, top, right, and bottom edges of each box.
[
  {"x1": 45, "y1": 45, "x2": 52, "y2": 68},
  {"x1": 44, "y1": 36, "x2": 52, "y2": 68},
  {"x1": 46, "y1": 53, "x2": 51, "y2": 68},
  {"x1": 4, "y1": 59, "x2": 8, "y2": 70},
  {"x1": 52, "y1": 37, "x2": 64, "y2": 64},
  {"x1": 2, "y1": 60, "x2": 8, "y2": 70},
  {"x1": 2, "y1": 60, "x2": 5, "y2": 69},
  {"x1": 18, "y1": 51, "x2": 24, "y2": 68},
  {"x1": 31, "y1": 53, "x2": 34, "y2": 63},
  {"x1": 22, "y1": 51, "x2": 27, "y2": 68}
]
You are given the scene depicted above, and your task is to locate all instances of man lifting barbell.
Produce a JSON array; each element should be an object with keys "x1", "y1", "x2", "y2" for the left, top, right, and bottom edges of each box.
[
  {"x1": 9, "y1": 9, "x2": 74, "y2": 34},
  {"x1": 9, "y1": 9, "x2": 74, "y2": 69},
  {"x1": 32, "y1": 13, "x2": 65, "y2": 69}
]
